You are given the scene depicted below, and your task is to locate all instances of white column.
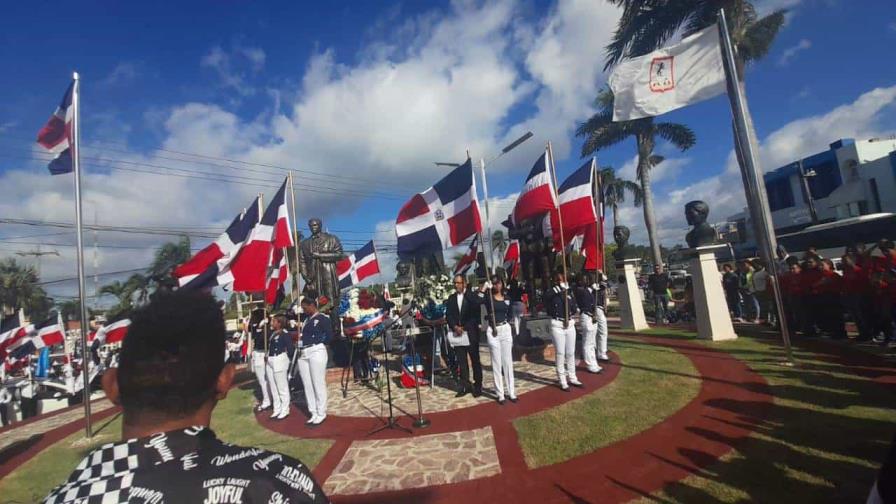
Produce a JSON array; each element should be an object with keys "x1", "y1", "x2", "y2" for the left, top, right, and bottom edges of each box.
[
  {"x1": 616, "y1": 259, "x2": 649, "y2": 331},
  {"x1": 689, "y1": 245, "x2": 737, "y2": 341}
]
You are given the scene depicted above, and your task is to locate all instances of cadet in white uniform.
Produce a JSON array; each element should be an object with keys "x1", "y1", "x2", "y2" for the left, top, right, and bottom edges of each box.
[
  {"x1": 298, "y1": 297, "x2": 332, "y2": 427},
  {"x1": 575, "y1": 272, "x2": 608, "y2": 374},
  {"x1": 478, "y1": 276, "x2": 518, "y2": 404},
  {"x1": 548, "y1": 272, "x2": 582, "y2": 391},
  {"x1": 266, "y1": 315, "x2": 295, "y2": 420},
  {"x1": 249, "y1": 311, "x2": 272, "y2": 413}
]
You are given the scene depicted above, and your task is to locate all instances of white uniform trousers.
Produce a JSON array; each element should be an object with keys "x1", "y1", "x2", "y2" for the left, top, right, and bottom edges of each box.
[
  {"x1": 486, "y1": 323, "x2": 516, "y2": 400},
  {"x1": 595, "y1": 307, "x2": 608, "y2": 360},
  {"x1": 297, "y1": 344, "x2": 328, "y2": 419},
  {"x1": 252, "y1": 350, "x2": 271, "y2": 408},
  {"x1": 550, "y1": 319, "x2": 579, "y2": 386},
  {"x1": 265, "y1": 352, "x2": 291, "y2": 416},
  {"x1": 580, "y1": 313, "x2": 604, "y2": 372}
]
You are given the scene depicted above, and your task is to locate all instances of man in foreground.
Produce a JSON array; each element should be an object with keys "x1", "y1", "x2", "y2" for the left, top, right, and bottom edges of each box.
[{"x1": 44, "y1": 290, "x2": 328, "y2": 503}]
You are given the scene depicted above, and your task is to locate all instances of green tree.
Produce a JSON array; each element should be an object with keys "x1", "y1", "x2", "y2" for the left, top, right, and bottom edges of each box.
[
  {"x1": 0, "y1": 258, "x2": 52, "y2": 320},
  {"x1": 604, "y1": 0, "x2": 787, "y2": 75},
  {"x1": 147, "y1": 236, "x2": 191, "y2": 293},
  {"x1": 100, "y1": 280, "x2": 134, "y2": 318},
  {"x1": 599, "y1": 166, "x2": 644, "y2": 229},
  {"x1": 577, "y1": 89, "x2": 695, "y2": 271}
]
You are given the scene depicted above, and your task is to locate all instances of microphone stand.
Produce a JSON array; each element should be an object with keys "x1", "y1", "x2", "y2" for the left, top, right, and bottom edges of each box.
[{"x1": 368, "y1": 317, "x2": 412, "y2": 436}]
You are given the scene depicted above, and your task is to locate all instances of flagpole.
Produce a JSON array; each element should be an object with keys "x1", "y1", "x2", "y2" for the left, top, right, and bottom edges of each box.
[
  {"x1": 478, "y1": 158, "x2": 493, "y2": 275},
  {"x1": 70, "y1": 72, "x2": 93, "y2": 438},
  {"x1": 591, "y1": 157, "x2": 601, "y2": 317},
  {"x1": 467, "y1": 151, "x2": 497, "y2": 332},
  {"x1": 718, "y1": 9, "x2": 793, "y2": 363},
  {"x1": 546, "y1": 142, "x2": 570, "y2": 326},
  {"x1": 287, "y1": 171, "x2": 302, "y2": 301}
]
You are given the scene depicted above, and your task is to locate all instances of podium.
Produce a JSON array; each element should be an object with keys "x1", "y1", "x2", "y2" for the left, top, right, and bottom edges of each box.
[
  {"x1": 616, "y1": 258, "x2": 649, "y2": 331},
  {"x1": 686, "y1": 245, "x2": 737, "y2": 341}
]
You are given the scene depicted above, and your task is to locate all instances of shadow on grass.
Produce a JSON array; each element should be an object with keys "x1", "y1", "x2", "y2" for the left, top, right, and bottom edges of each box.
[{"x1": 0, "y1": 434, "x2": 43, "y2": 466}]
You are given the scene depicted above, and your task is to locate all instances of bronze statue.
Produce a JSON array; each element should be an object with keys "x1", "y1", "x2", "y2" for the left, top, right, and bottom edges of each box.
[
  {"x1": 612, "y1": 225, "x2": 634, "y2": 261},
  {"x1": 685, "y1": 200, "x2": 718, "y2": 248},
  {"x1": 299, "y1": 218, "x2": 344, "y2": 303}
]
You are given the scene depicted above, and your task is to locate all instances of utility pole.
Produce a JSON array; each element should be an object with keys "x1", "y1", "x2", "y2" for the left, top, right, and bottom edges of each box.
[{"x1": 15, "y1": 244, "x2": 60, "y2": 278}]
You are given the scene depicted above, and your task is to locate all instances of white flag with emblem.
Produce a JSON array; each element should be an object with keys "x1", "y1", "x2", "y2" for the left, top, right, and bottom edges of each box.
[{"x1": 608, "y1": 24, "x2": 726, "y2": 122}]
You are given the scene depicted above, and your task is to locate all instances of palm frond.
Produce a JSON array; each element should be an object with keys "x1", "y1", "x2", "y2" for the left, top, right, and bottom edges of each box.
[
  {"x1": 739, "y1": 9, "x2": 786, "y2": 64},
  {"x1": 653, "y1": 122, "x2": 696, "y2": 151},
  {"x1": 605, "y1": 0, "x2": 699, "y2": 69},
  {"x1": 648, "y1": 154, "x2": 665, "y2": 166}
]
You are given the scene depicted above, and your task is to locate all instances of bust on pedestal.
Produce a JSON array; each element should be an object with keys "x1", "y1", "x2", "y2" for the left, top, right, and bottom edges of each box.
[
  {"x1": 683, "y1": 201, "x2": 737, "y2": 341},
  {"x1": 612, "y1": 226, "x2": 648, "y2": 331}
]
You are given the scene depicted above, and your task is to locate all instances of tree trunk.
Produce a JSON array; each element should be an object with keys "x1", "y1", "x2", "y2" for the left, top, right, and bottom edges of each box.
[
  {"x1": 637, "y1": 132, "x2": 664, "y2": 271},
  {"x1": 612, "y1": 202, "x2": 620, "y2": 229}
]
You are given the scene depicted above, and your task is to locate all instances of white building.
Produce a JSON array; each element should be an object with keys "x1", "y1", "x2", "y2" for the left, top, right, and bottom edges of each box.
[{"x1": 725, "y1": 136, "x2": 896, "y2": 255}]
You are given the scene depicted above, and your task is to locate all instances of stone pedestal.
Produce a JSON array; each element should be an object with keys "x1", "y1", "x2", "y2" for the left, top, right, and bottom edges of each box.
[
  {"x1": 616, "y1": 258, "x2": 649, "y2": 331},
  {"x1": 687, "y1": 245, "x2": 737, "y2": 341}
]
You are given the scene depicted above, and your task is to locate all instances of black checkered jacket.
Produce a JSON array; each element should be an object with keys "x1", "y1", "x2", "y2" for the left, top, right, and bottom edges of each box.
[{"x1": 44, "y1": 426, "x2": 328, "y2": 503}]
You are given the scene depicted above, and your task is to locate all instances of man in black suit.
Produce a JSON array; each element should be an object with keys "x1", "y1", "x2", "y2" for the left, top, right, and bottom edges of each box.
[{"x1": 445, "y1": 275, "x2": 483, "y2": 397}]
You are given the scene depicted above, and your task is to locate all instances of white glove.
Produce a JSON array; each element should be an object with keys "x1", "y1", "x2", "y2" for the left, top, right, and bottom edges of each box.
[
  {"x1": 482, "y1": 281, "x2": 492, "y2": 290},
  {"x1": 560, "y1": 282, "x2": 569, "y2": 290}
]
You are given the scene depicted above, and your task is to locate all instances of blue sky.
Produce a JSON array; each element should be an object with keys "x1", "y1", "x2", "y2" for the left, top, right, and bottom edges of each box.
[{"x1": 1, "y1": 0, "x2": 895, "y2": 299}]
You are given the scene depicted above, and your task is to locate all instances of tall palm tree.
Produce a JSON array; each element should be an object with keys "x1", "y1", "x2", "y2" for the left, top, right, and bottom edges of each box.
[
  {"x1": 100, "y1": 280, "x2": 134, "y2": 315},
  {"x1": 0, "y1": 258, "x2": 51, "y2": 320},
  {"x1": 577, "y1": 89, "x2": 695, "y2": 270},
  {"x1": 146, "y1": 236, "x2": 191, "y2": 292},
  {"x1": 125, "y1": 273, "x2": 150, "y2": 305},
  {"x1": 604, "y1": 1, "x2": 786, "y2": 75},
  {"x1": 599, "y1": 166, "x2": 644, "y2": 228}
]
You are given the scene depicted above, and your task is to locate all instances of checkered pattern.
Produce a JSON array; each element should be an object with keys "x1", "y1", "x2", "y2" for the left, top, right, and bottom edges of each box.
[{"x1": 44, "y1": 440, "x2": 139, "y2": 503}]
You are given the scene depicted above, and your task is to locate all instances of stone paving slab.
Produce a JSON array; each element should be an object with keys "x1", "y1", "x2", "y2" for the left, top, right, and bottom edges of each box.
[
  {"x1": 0, "y1": 399, "x2": 113, "y2": 452},
  {"x1": 323, "y1": 426, "x2": 500, "y2": 495},
  {"x1": 325, "y1": 351, "x2": 558, "y2": 418}
]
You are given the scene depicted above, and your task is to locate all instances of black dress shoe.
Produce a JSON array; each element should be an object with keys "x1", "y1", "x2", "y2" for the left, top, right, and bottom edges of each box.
[
  {"x1": 472, "y1": 387, "x2": 483, "y2": 398},
  {"x1": 508, "y1": 396, "x2": 518, "y2": 403},
  {"x1": 498, "y1": 398, "x2": 506, "y2": 405},
  {"x1": 455, "y1": 389, "x2": 469, "y2": 398}
]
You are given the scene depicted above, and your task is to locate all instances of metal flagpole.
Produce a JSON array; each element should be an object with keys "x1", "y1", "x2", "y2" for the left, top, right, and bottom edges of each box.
[
  {"x1": 546, "y1": 142, "x2": 570, "y2": 327},
  {"x1": 466, "y1": 152, "x2": 498, "y2": 333},
  {"x1": 287, "y1": 171, "x2": 303, "y2": 301},
  {"x1": 718, "y1": 9, "x2": 793, "y2": 363},
  {"x1": 478, "y1": 158, "x2": 493, "y2": 275},
  {"x1": 71, "y1": 72, "x2": 94, "y2": 438},
  {"x1": 591, "y1": 157, "x2": 601, "y2": 318}
]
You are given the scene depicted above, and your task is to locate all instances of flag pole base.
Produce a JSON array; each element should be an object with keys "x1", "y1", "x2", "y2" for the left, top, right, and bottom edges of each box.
[{"x1": 413, "y1": 417, "x2": 431, "y2": 429}]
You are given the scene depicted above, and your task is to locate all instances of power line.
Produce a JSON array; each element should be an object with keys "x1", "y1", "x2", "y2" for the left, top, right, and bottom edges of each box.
[{"x1": 36, "y1": 267, "x2": 149, "y2": 286}]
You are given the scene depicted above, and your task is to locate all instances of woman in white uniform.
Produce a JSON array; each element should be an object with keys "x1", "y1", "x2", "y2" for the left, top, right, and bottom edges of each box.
[
  {"x1": 548, "y1": 272, "x2": 582, "y2": 391},
  {"x1": 478, "y1": 276, "x2": 517, "y2": 404},
  {"x1": 298, "y1": 297, "x2": 332, "y2": 427}
]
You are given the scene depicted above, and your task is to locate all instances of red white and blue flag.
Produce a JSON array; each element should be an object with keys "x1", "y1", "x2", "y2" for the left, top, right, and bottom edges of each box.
[
  {"x1": 0, "y1": 323, "x2": 34, "y2": 359},
  {"x1": 396, "y1": 159, "x2": 482, "y2": 256},
  {"x1": 36, "y1": 80, "x2": 76, "y2": 175},
  {"x1": 175, "y1": 197, "x2": 260, "y2": 289},
  {"x1": 265, "y1": 249, "x2": 289, "y2": 305},
  {"x1": 92, "y1": 318, "x2": 130, "y2": 346},
  {"x1": 584, "y1": 166, "x2": 606, "y2": 271},
  {"x1": 512, "y1": 151, "x2": 557, "y2": 224},
  {"x1": 7, "y1": 314, "x2": 65, "y2": 360},
  {"x1": 337, "y1": 240, "x2": 380, "y2": 290},
  {"x1": 454, "y1": 236, "x2": 479, "y2": 275},
  {"x1": 549, "y1": 158, "x2": 597, "y2": 250},
  {"x1": 503, "y1": 239, "x2": 520, "y2": 279},
  {"x1": 224, "y1": 178, "x2": 293, "y2": 292}
]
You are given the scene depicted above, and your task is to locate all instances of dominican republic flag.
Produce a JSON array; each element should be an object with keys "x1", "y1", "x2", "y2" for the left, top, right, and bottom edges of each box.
[
  {"x1": 7, "y1": 314, "x2": 65, "y2": 361},
  {"x1": 337, "y1": 241, "x2": 380, "y2": 290},
  {"x1": 344, "y1": 310, "x2": 386, "y2": 336},
  {"x1": 36, "y1": 80, "x2": 76, "y2": 175},
  {"x1": 0, "y1": 323, "x2": 35, "y2": 359},
  {"x1": 584, "y1": 168, "x2": 606, "y2": 271},
  {"x1": 93, "y1": 318, "x2": 130, "y2": 346},
  {"x1": 503, "y1": 239, "x2": 520, "y2": 279},
  {"x1": 512, "y1": 151, "x2": 557, "y2": 224},
  {"x1": 549, "y1": 158, "x2": 598, "y2": 250},
  {"x1": 454, "y1": 236, "x2": 479, "y2": 275},
  {"x1": 265, "y1": 248, "x2": 289, "y2": 305},
  {"x1": 396, "y1": 159, "x2": 482, "y2": 256},
  {"x1": 225, "y1": 178, "x2": 293, "y2": 292},
  {"x1": 175, "y1": 197, "x2": 259, "y2": 289}
]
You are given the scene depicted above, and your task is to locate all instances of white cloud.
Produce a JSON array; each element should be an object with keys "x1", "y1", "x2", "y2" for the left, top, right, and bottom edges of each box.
[
  {"x1": 200, "y1": 43, "x2": 267, "y2": 95},
  {"x1": 99, "y1": 62, "x2": 139, "y2": 87},
  {"x1": 777, "y1": 38, "x2": 811, "y2": 66}
]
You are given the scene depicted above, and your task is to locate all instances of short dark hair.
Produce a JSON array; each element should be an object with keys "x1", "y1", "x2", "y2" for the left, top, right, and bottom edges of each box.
[
  {"x1": 273, "y1": 314, "x2": 287, "y2": 328},
  {"x1": 301, "y1": 296, "x2": 318, "y2": 307},
  {"x1": 117, "y1": 290, "x2": 226, "y2": 418}
]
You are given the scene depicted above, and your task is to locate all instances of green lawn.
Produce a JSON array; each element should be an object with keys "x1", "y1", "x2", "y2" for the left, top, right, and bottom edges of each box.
[
  {"x1": 0, "y1": 384, "x2": 332, "y2": 503},
  {"x1": 639, "y1": 328, "x2": 896, "y2": 503},
  {"x1": 514, "y1": 337, "x2": 703, "y2": 467}
]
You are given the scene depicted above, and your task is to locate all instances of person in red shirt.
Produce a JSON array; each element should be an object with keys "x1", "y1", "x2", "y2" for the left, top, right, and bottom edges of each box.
[
  {"x1": 779, "y1": 258, "x2": 805, "y2": 336},
  {"x1": 842, "y1": 253, "x2": 873, "y2": 341},
  {"x1": 817, "y1": 259, "x2": 847, "y2": 339},
  {"x1": 800, "y1": 255, "x2": 824, "y2": 337},
  {"x1": 867, "y1": 240, "x2": 896, "y2": 345}
]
